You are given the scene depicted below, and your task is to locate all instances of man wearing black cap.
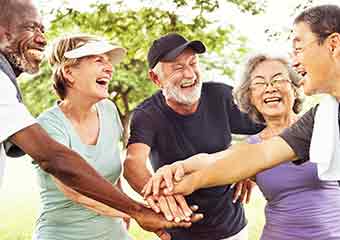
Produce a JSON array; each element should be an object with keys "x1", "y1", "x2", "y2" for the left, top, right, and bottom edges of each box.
[{"x1": 124, "y1": 33, "x2": 263, "y2": 240}]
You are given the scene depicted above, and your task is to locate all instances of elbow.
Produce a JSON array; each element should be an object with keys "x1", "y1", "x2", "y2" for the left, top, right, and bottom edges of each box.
[{"x1": 36, "y1": 145, "x2": 71, "y2": 177}]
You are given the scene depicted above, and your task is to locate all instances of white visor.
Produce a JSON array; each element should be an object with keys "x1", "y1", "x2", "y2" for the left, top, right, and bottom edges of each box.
[{"x1": 64, "y1": 40, "x2": 127, "y2": 65}]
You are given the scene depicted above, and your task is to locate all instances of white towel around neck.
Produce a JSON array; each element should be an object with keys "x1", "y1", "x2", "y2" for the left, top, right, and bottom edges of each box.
[{"x1": 310, "y1": 95, "x2": 340, "y2": 180}]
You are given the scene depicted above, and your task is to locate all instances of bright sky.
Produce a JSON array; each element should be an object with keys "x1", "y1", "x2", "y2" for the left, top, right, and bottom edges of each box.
[{"x1": 36, "y1": 0, "x2": 340, "y2": 52}]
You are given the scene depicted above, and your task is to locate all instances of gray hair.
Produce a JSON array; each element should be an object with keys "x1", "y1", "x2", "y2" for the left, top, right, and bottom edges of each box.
[{"x1": 234, "y1": 53, "x2": 304, "y2": 123}]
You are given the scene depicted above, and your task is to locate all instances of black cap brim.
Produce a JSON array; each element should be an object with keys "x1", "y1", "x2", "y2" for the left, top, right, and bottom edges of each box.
[{"x1": 161, "y1": 40, "x2": 206, "y2": 62}]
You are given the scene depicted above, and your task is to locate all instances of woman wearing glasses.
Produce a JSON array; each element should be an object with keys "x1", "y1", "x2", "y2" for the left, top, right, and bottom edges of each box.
[{"x1": 233, "y1": 53, "x2": 340, "y2": 240}]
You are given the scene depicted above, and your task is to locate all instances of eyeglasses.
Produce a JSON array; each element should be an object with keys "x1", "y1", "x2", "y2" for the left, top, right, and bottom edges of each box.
[{"x1": 250, "y1": 76, "x2": 292, "y2": 92}]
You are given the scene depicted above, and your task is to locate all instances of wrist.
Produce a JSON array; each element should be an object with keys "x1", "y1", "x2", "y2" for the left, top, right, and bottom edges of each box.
[
  {"x1": 191, "y1": 170, "x2": 204, "y2": 192},
  {"x1": 124, "y1": 200, "x2": 144, "y2": 218}
]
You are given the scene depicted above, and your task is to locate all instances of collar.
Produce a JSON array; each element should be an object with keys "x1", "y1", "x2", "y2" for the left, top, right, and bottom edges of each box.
[{"x1": 0, "y1": 52, "x2": 23, "y2": 102}]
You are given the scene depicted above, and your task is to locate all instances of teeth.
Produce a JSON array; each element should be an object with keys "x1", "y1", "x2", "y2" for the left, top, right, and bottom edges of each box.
[
  {"x1": 26, "y1": 49, "x2": 44, "y2": 61},
  {"x1": 264, "y1": 97, "x2": 281, "y2": 103},
  {"x1": 181, "y1": 80, "x2": 195, "y2": 87}
]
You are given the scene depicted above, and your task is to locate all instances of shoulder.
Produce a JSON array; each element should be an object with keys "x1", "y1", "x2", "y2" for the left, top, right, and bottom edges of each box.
[
  {"x1": 202, "y1": 82, "x2": 233, "y2": 99},
  {"x1": 98, "y1": 99, "x2": 119, "y2": 115},
  {"x1": 37, "y1": 105, "x2": 67, "y2": 131},
  {"x1": 132, "y1": 92, "x2": 161, "y2": 119},
  {"x1": 0, "y1": 70, "x2": 18, "y2": 102}
]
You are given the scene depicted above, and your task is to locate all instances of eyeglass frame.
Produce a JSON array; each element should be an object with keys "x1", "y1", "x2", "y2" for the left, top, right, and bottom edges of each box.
[{"x1": 249, "y1": 75, "x2": 292, "y2": 92}]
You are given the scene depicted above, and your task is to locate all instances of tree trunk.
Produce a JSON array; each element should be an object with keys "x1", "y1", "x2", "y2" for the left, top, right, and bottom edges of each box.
[{"x1": 121, "y1": 112, "x2": 131, "y2": 148}]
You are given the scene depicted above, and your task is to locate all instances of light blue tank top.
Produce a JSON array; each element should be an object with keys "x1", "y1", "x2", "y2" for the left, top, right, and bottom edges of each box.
[{"x1": 32, "y1": 99, "x2": 131, "y2": 240}]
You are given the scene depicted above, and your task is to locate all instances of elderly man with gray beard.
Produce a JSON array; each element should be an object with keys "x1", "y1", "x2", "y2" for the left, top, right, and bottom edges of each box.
[{"x1": 124, "y1": 33, "x2": 264, "y2": 240}]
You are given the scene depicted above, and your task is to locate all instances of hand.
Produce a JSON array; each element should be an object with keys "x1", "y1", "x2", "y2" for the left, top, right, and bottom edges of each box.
[
  {"x1": 145, "y1": 194, "x2": 195, "y2": 222},
  {"x1": 142, "y1": 162, "x2": 185, "y2": 197},
  {"x1": 133, "y1": 206, "x2": 203, "y2": 240},
  {"x1": 232, "y1": 179, "x2": 255, "y2": 204},
  {"x1": 163, "y1": 172, "x2": 200, "y2": 196}
]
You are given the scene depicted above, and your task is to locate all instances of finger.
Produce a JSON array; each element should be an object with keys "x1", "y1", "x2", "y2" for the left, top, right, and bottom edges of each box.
[
  {"x1": 146, "y1": 197, "x2": 160, "y2": 213},
  {"x1": 190, "y1": 205, "x2": 199, "y2": 212},
  {"x1": 158, "y1": 196, "x2": 173, "y2": 221},
  {"x1": 233, "y1": 182, "x2": 242, "y2": 203},
  {"x1": 174, "y1": 165, "x2": 184, "y2": 182},
  {"x1": 239, "y1": 183, "x2": 248, "y2": 204},
  {"x1": 174, "y1": 195, "x2": 192, "y2": 219},
  {"x1": 152, "y1": 175, "x2": 162, "y2": 197},
  {"x1": 163, "y1": 169, "x2": 174, "y2": 192},
  {"x1": 190, "y1": 213, "x2": 204, "y2": 223},
  {"x1": 160, "y1": 181, "x2": 167, "y2": 189},
  {"x1": 156, "y1": 230, "x2": 171, "y2": 240},
  {"x1": 142, "y1": 180, "x2": 152, "y2": 197},
  {"x1": 166, "y1": 195, "x2": 186, "y2": 223},
  {"x1": 165, "y1": 176, "x2": 192, "y2": 196},
  {"x1": 246, "y1": 182, "x2": 255, "y2": 204}
]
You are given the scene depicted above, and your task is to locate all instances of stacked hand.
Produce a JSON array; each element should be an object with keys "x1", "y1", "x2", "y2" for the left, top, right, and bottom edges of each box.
[
  {"x1": 133, "y1": 205, "x2": 202, "y2": 240},
  {"x1": 142, "y1": 161, "x2": 255, "y2": 206}
]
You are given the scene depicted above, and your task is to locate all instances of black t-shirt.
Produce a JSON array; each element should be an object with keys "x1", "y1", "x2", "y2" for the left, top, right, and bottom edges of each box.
[
  {"x1": 128, "y1": 82, "x2": 263, "y2": 240},
  {"x1": 280, "y1": 104, "x2": 340, "y2": 165}
]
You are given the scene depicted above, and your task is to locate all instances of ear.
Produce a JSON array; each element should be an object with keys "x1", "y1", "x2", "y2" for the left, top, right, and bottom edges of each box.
[
  {"x1": 148, "y1": 69, "x2": 162, "y2": 87},
  {"x1": 61, "y1": 65, "x2": 75, "y2": 86},
  {"x1": 0, "y1": 25, "x2": 11, "y2": 47},
  {"x1": 327, "y1": 33, "x2": 340, "y2": 58}
]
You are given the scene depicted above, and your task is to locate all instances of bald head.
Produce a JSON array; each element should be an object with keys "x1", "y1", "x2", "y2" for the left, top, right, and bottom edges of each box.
[{"x1": 0, "y1": 0, "x2": 37, "y2": 29}]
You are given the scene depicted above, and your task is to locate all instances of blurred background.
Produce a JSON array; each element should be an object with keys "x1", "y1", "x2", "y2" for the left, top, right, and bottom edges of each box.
[{"x1": 1, "y1": 0, "x2": 337, "y2": 239}]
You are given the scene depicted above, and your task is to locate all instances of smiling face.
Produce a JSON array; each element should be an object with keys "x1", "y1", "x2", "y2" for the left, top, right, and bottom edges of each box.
[
  {"x1": 2, "y1": 4, "x2": 46, "y2": 74},
  {"x1": 65, "y1": 53, "x2": 113, "y2": 101},
  {"x1": 157, "y1": 48, "x2": 202, "y2": 106},
  {"x1": 249, "y1": 60, "x2": 296, "y2": 120},
  {"x1": 292, "y1": 22, "x2": 335, "y2": 95}
]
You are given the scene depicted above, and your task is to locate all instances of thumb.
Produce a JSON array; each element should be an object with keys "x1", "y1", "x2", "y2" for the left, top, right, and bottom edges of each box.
[
  {"x1": 174, "y1": 166, "x2": 184, "y2": 182},
  {"x1": 165, "y1": 179, "x2": 189, "y2": 196},
  {"x1": 156, "y1": 229, "x2": 171, "y2": 240}
]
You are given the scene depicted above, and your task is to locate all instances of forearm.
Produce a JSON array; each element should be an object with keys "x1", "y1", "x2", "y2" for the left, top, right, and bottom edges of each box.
[
  {"x1": 53, "y1": 176, "x2": 129, "y2": 218},
  {"x1": 124, "y1": 159, "x2": 152, "y2": 194},
  {"x1": 10, "y1": 125, "x2": 143, "y2": 216},
  {"x1": 181, "y1": 153, "x2": 213, "y2": 173},
  {"x1": 193, "y1": 137, "x2": 295, "y2": 189}
]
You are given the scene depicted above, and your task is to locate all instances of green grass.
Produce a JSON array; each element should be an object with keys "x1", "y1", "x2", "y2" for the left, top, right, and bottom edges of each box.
[{"x1": 0, "y1": 159, "x2": 265, "y2": 240}]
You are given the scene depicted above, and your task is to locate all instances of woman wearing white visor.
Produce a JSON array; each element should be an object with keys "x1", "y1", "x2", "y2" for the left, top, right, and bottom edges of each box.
[{"x1": 32, "y1": 34, "x2": 132, "y2": 240}]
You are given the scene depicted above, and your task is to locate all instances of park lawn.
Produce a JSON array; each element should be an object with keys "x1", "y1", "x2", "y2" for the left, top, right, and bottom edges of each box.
[{"x1": 0, "y1": 159, "x2": 265, "y2": 240}]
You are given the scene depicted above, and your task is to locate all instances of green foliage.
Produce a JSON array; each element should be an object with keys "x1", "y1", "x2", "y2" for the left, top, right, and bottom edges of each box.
[{"x1": 21, "y1": 0, "x2": 264, "y2": 143}]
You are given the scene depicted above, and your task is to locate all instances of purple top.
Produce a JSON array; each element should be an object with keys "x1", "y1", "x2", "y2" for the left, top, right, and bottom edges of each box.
[{"x1": 248, "y1": 134, "x2": 340, "y2": 240}]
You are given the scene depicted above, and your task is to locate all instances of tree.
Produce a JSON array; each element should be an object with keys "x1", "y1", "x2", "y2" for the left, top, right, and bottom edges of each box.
[{"x1": 21, "y1": 0, "x2": 264, "y2": 145}]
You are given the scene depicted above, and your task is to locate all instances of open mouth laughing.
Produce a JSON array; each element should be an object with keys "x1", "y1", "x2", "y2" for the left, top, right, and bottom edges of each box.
[
  {"x1": 263, "y1": 96, "x2": 282, "y2": 105},
  {"x1": 180, "y1": 79, "x2": 197, "y2": 88}
]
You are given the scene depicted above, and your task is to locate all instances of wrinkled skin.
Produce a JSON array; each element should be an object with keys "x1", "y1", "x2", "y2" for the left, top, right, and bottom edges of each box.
[{"x1": 1, "y1": 3, "x2": 46, "y2": 74}]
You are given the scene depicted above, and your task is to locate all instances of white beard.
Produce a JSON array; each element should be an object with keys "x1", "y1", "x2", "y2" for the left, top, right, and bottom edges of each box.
[{"x1": 162, "y1": 79, "x2": 202, "y2": 105}]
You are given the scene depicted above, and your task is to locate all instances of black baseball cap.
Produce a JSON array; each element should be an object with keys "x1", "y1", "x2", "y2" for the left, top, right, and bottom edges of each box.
[{"x1": 147, "y1": 33, "x2": 206, "y2": 69}]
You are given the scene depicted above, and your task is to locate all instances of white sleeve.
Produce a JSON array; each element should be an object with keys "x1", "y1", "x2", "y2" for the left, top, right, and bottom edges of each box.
[{"x1": 0, "y1": 71, "x2": 36, "y2": 143}]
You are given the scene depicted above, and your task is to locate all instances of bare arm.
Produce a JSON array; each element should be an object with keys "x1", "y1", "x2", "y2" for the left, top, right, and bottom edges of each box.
[
  {"x1": 52, "y1": 176, "x2": 129, "y2": 218},
  {"x1": 171, "y1": 137, "x2": 296, "y2": 195},
  {"x1": 124, "y1": 143, "x2": 196, "y2": 222},
  {"x1": 123, "y1": 143, "x2": 152, "y2": 193},
  {"x1": 10, "y1": 124, "x2": 143, "y2": 215}
]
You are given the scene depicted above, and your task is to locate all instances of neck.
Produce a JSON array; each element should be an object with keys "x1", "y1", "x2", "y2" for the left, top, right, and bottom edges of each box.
[
  {"x1": 261, "y1": 112, "x2": 298, "y2": 138},
  {"x1": 330, "y1": 79, "x2": 340, "y2": 101},
  {"x1": 330, "y1": 64, "x2": 340, "y2": 101},
  {"x1": 166, "y1": 99, "x2": 199, "y2": 115},
  {"x1": 59, "y1": 94, "x2": 97, "y2": 123}
]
